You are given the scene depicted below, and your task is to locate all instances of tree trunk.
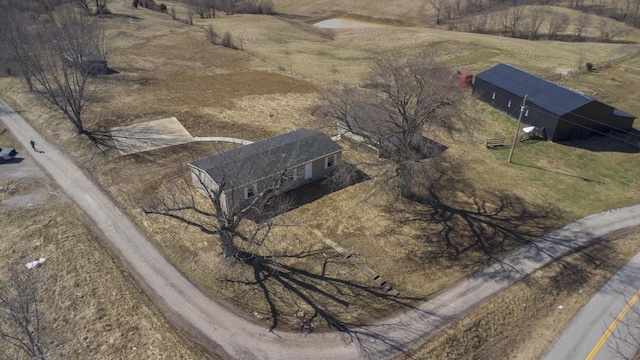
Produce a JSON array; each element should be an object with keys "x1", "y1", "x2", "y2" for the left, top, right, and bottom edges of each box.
[
  {"x1": 396, "y1": 161, "x2": 415, "y2": 199},
  {"x1": 219, "y1": 229, "x2": 236, "y2": 258}
]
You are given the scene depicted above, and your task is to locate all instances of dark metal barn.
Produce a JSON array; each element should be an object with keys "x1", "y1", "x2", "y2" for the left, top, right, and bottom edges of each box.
[{"x1": 472, "y1": 63, "x2": 636, "y2": 141}]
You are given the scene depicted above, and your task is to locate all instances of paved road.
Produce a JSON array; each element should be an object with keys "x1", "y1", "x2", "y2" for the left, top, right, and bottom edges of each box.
[
  {"x1": 2, "y1": 96, "x2": 640, "y2": 359},
  {"x1": 544, "y1": 250, "x2": 640, "y2": 360}
]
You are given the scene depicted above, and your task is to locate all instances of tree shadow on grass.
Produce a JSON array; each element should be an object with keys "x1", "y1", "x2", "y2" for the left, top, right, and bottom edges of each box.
[
  {"x1": 389, "y1": 160, "x2": 604, "y2": 271},
  {"x1": 220, "y1": 248, "x2": 446, "y2": 355},
  {"x1": 389, "y1": 160, "x2": 619, "y2": 290}
]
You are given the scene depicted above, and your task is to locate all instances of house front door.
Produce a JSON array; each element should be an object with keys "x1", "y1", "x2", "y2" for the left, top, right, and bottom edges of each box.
[{"x1": 305, "y1": 163, "x2": 312, "y2": 180}]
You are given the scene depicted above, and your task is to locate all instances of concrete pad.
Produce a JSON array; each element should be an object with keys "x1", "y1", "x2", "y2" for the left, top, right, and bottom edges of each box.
[
  {"x1": 110, "y1": 117, "x2": 193, "y2": 155},
  {"x1": 0, "y1": 156, "x2": 48, "y2": 182}
]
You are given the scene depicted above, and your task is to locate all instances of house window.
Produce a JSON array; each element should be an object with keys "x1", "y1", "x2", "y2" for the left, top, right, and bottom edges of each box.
[
  {"x1": 492, "y1": 92, "x2": 496, "y2": 100},
  {"x1": 325, "y1": 154, "x2": 336, "y2": 169},
  {"x1": 507, "y1": 100, "x2": 512, "y2": 108},
  {"x1": 244, "y1": 183, "x2": 258, "y2": 199}
]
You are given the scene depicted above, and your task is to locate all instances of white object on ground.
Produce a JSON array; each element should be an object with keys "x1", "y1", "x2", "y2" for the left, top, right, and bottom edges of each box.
[{"x1": 26, "y1": 257, "x2": 46, "y2": 269}]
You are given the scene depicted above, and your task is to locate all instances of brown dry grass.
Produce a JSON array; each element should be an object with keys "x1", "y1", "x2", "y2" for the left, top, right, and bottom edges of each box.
[
  {"x1": 0, "y1": 0, "x2": 640, "y2": 357},
  {"x1": 399, "y1": 231, "x2": 640, "y2": 360},
  {"x1": 0, "y1": 125, "x2": 208, "y2": 359}
]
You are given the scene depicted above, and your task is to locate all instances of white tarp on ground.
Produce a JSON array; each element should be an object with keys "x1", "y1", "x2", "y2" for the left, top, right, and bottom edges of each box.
[
  {"x1": 523, "y1": 126, "x2": 536, "y2": 133},
  {"x1": 26, "y1": 257, "x2": 46, "y2": 269},
  {"x1": 110, "y1": 117, "x2": 193, "y2": 155}
]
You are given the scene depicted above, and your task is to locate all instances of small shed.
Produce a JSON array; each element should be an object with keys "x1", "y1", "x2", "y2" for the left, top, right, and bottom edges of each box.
[
  {"x1": 472, "y1": 63, "x2": 636, "y2": 141},
  {"x1": 64, "y1": 51, "x2": 108, "y2": 75},
  {"x1": 188, "y1": 129, "x2": 343, "y2": 214}
]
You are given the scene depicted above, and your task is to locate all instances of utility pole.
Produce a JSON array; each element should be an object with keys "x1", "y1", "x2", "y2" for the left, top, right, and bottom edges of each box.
[{"x1": 508, "y1": 94, "x2": 527, "y2": 163}]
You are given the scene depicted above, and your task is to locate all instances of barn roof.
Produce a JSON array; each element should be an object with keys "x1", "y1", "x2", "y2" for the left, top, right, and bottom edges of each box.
[
  {"x1": 475, "y1": 63, "x2": 593, "y2": 116},
  {"x1": 189, "y1": 128, "x2": 342, "y2": 188},
  {"x1": 613, "y1": 108, "x2": 636, "y2": 118}
]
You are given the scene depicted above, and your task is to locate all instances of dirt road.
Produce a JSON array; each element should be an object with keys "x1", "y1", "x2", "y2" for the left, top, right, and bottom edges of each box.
[{"x1": 2, "y1": 96, "x2": 639, "y2": 359}]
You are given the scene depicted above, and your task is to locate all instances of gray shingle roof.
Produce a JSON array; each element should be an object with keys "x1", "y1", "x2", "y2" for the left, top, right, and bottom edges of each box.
[
  {"x1": 189, "y1": 128, "x2": 342, "y2": 187},
  {"x1": 475, "y1": 63, "x2": 593, "y2": 116}
]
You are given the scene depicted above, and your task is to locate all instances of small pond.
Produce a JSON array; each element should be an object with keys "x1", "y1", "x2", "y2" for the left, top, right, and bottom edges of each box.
[{"x1": 313, "y1": 18, "x2": 386, "y2": 29}]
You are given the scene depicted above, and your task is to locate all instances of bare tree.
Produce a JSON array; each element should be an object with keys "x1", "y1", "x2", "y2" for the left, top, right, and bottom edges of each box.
[
  {"x1": 502, "y1": 5, "x2": 526, "y2": 37},
  {"x1": 575, "y1": 12, "x2": 592, "y2": 40},
  {"x1": 0, "y1": 265, "x2": 50, "y2": 360},
  {"x1": 597, "y1": 18, "x2": 628, "y2": 41},
  {"x1": 3, "y1": 6, "x2": 107, "y2": 144},
  {"x1": 547, "y1": 11, "x2": 570, "y2": 39},
  {"x1": 78, "y1": 0, "x2": 110, "y2": 14},
  {"x1": 524, "y1": 6, "x2": 547, "y2": 39},
  {"x1": 195, "y1": 0, "x2": 215, "y2": 18},
  {"x1": 221, "y1": 0, "x2": 237, "y2": 14},
  {"x1": 320, "y1": 52, "x2": 459, "y2": 198},
  {"x1": 430, "y1": 0, "x2": 448, "y2": 24},
  {"x1": 0, "y1": 9, "x2": 37, "y2": 90}
]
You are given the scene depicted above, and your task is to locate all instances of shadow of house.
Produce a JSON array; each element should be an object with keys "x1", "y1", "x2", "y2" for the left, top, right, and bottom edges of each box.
[
  {"x1": 472, "y1": 63, "x2": 636, "y2": 143},
  {"x1": 188, "y1": 129, "x2": 343, "y2": 215}
]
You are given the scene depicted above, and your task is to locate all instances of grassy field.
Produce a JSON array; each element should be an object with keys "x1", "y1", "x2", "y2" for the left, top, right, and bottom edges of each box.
[
  {"x1": 0, "y1": 126, "x2": 209, "y2": 359},
  {"x1": 1, "y1": 0, "x2": 640, "y2": 358},
  {"x1": 401, "y1": 231, "x2": 640, "y2": 359}
]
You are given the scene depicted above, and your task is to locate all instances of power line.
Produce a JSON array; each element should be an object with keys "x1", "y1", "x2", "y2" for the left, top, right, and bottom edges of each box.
[{"x1": 524, "y1": 96, "x2": 640, "y2": 141}]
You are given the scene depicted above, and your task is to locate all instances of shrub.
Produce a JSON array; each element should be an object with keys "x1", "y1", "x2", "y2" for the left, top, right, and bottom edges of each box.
[
  {"x1": 222, "y1": 31, "x2": 233, "y2": 48},
  {"x1": 132, "y1": 0, "x2": 139, "y2": 8},
  {"x1": 206, "y1": 25, "x2": 218, "y2": 44},
  {"x1": 586, "y1": 62, "x2": 594, "y2": 71},
  {"x1": 159, "y1": 3, "x2": 167, "y2": 12}
]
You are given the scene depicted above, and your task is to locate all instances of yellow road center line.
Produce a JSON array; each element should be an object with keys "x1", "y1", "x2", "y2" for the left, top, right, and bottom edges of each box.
[{"x1": 585, "y1": 289, "x2": 640, "y2": 360}]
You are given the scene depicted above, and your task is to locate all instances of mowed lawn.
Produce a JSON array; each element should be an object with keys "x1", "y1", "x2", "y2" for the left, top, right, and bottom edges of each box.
[{"x1": 0, "y1": 0, "x2": 639, "y2": 358}]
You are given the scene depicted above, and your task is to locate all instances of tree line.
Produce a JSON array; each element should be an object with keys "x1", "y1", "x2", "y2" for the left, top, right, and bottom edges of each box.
[{"x1": 431, "y1": 0, "x2": 636, "y2": 42}]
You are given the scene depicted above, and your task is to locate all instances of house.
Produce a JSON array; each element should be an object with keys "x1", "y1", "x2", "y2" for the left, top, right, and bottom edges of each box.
[
  {"x1": 472, "y1": 63, "x2": 636, "y2": 141},
  {"x1": 188, "y1": 128, "x2": 343, "y2": 214}
]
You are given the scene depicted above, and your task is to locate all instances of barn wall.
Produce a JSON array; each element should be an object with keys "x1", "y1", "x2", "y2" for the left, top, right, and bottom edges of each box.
[
  {"x1": 473, "y1": 79, "x2": 560, "y2": 140},
  {"x1": 611, "y1": 115, "x2": 635, "y2": 130},
  {"x1": 473, "y1": 79, "x2": 519, "y2": 113},
  {"x1": 521, "y1": 102, "x2": 560, "y2": 140},
  {"x1": 558, "y1": 101, "x2": 623, "y2": 141}
]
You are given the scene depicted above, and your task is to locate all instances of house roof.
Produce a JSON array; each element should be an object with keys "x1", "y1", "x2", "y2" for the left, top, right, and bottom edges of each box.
[
  {"x1": 475, "y1": 63, "x2": 593, "y2": 116},
  {"x1": 189, "y1": 128, "x2": 342, "y2": 188}
]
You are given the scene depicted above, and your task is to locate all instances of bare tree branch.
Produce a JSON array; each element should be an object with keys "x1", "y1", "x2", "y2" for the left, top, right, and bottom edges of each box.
[
  {"x1": 0, "y1": 265, "x2": 50, "y2": 360},
  {"x1": 320, "y1": 51, "x2": 460, "y2": 199}
]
